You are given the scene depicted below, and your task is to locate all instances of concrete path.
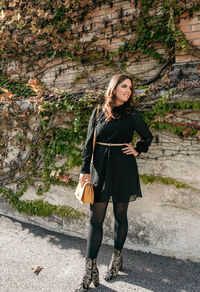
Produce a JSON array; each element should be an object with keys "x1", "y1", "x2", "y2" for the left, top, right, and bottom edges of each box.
[{"x1": 0, "y1": 215, "x2": 200, "y2": 292}]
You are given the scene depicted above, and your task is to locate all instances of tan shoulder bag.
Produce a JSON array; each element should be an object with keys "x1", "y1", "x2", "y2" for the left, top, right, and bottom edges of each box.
[{"x1": 75, "y1": 106, "x2": 100, "y2": 204}]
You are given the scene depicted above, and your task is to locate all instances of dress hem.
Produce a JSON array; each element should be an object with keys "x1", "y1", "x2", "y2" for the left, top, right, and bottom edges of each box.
[{"x1": 93, "y1": 193, "x2": 142, "y2": 203}]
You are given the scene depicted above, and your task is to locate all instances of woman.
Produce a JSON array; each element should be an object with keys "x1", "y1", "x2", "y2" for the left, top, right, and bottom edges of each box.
[{"x1": 75, "y1": 74, "x2": 153, "y2": 292}]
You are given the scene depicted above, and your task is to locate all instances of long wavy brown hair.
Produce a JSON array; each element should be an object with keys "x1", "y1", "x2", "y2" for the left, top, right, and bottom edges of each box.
[{"x1": 102, "y1": 74, "x2": 135, "y2": 121}]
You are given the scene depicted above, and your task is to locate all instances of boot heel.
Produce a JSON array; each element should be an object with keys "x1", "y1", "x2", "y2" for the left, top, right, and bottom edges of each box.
[
  {"x1": 119, "y1": 260, "x2": 123, "y2": 271},
  {"x1": 74, "y1": 258, "x2": 93, "y2": 292},
  {"x1": 92, "y1": 274, "x2": 100, "y2": 287},
  {"x1": 92, "y1": 259, "x2": 100, "y2": 287},
  {"x1": 103, "y1": 249, "x2": 123, "y2": 281}
]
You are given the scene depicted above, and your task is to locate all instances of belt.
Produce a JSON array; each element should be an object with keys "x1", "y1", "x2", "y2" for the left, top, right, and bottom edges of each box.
[{"x1": 96, "y1": 142, "x2": 126, "y2": 146}]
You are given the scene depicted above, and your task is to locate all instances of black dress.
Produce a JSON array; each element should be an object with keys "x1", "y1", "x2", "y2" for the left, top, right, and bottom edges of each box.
[{"x1": 80, "y1": 103, "x2": 153, "y2": 203}]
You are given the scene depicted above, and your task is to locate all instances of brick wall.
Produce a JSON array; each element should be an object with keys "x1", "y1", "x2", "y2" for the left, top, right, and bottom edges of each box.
[
  {"x1": 176, "y1": 12, "x2": 200, "y2": 63},
  {"x1": 40, "y1": 2, "x2": 200, "y2": 90},
  {"x1": 41, "y1": 0, "x2": 165, "y2": 91}
]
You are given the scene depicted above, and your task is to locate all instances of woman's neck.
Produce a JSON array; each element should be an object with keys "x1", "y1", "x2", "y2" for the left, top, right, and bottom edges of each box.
[{"x1": 113, "y1": 101, "x2": 124, "y2": 107}]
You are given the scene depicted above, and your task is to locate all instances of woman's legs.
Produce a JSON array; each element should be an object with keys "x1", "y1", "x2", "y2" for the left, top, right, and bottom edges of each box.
[
  {"x1": 86, "y1": 202, "x2": 109, "y2": 259},
  {"x1": 104, "y1": 201, "x2": 129, "y2": 281},
  {"x1": 113, "y1": 201, "x2": 129, "y2": 250},
  {"x1": 75, "y1": 202, "x2": 108, "y2": 291}
]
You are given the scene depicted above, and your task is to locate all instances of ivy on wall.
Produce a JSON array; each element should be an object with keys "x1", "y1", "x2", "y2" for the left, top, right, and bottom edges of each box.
[
  {"x1": 140, "y1": 173, "x2": 196, "y2": 189},
  {"x1": 1, "y1": 77, "x2": 199, "y2": 191},
  {"x1": 0, "y1": 75, "x2": 35, "y2": 97},
  {"x1": 0, "y1": 0, "x2": 200, "y2": 84},
  {"x1": 0, "y1": 0, "x2": 200, "y2": 216},
  {"x1": 140, "y1": 89, "x2": 200, "y2": 138},
  {"x1": 0, "y1": 75, "x2": 199, "y2": 216},
  {"x1": 0, "y1": 184, "x2": 87, "y2": 218},
  {"x1": 0, "y1": 78, "x2": 103, "y2": 190}
]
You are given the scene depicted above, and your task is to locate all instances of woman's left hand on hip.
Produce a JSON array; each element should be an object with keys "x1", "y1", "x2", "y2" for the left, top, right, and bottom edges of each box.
[{"x1": 122, "y1": 143, "x2": 139, "y2": 156}]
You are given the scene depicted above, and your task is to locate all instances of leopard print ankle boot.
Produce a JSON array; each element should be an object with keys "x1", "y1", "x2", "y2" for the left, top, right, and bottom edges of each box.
[
  {"x1": 74, "y1": 258, "x2": 99, "y2": 292},
  {"x1": 103, "y1": 249, "x2": 123, "y2": 281},
  {"x1": 92, "y1": 258, "x2": 100, "y2": 287}
]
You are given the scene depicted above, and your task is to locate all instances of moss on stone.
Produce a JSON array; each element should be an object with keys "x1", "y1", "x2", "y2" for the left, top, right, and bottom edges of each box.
[
  {"x1": 140, "y1": 173, "x2": 195, "y2": 189},
  {"x1": 0, "y1": 187, "x2": 87, "y2": 218}
]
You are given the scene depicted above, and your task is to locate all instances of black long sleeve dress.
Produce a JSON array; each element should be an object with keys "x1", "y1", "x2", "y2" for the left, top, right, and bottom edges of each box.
[{"x1": 80, "y1": 103, "x2": 153, "y2": 203}]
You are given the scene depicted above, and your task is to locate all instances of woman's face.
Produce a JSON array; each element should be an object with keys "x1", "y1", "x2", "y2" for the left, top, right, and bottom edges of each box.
[{"x1": 113, "y1": 78, "x2": 132, "y2": 106}]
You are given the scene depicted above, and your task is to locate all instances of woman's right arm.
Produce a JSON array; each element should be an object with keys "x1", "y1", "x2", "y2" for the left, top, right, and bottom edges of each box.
[{"x1": 79, "y1": 108, "x2": 97, "y2": 184}]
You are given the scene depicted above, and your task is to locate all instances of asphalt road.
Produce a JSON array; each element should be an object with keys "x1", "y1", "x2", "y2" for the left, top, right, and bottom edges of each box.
[{"x1": 0, "y1": 215, "x2": 200, "y2": 292}]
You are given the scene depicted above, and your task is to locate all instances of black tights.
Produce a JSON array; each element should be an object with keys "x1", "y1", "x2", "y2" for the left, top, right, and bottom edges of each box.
[{"x1": 86, "y1": 201, "x2": 129, "y2": 259}]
